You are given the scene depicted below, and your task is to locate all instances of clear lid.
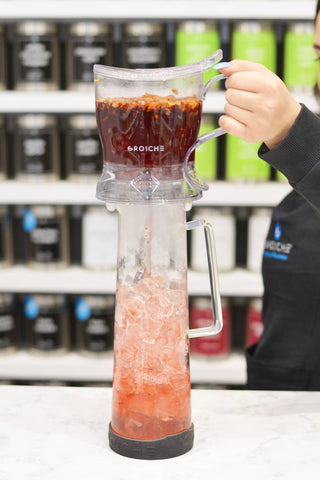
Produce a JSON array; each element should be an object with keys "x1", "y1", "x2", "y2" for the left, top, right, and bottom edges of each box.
[{"x1": 94, "y1": 50, "x2": 222, "y2": 82}]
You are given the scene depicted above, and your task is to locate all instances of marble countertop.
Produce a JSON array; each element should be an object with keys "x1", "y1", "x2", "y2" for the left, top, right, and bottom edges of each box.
[{"x1": 0, "y1": 386, "x2": 320, "y2": 480}]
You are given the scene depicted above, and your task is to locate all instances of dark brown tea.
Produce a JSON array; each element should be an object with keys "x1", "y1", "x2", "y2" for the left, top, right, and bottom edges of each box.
[{"x1": 95, "y1": 93, "x2": 202, "y2": 169}]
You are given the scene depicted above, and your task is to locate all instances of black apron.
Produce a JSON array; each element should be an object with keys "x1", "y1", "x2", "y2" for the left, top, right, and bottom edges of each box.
[{"x1": 246, "y1": 190, "x2": 320, "y2": 390}]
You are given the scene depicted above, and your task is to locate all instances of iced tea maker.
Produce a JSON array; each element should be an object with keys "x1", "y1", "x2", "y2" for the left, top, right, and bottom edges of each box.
[{"x1": 94, "y1": 50, "x2": 226, "y2": 460}]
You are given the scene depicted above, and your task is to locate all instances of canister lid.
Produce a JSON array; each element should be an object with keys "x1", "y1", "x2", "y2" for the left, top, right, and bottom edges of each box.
[
  {"x1": 124, "y1": 22, "x2": 164, "y2": 37},
  {"x1": 192, "y1": 296, "x2": 227, "y2": 309},
  {"x1": 15, "y1": 21, "x2": 57, "y2": 36},
  {"x1": 84, "y1": 205, "x2": 107, "y2": 215},
  {"x1": 177, "y1": 21, "x2": 217, "y2": 33},
  {"x1": 200, "y1": 114, "x2": 215, "y2": 127},
  {"x1": 16, "y1": 114, "x2": 57, "y2": 130},
  {"x1": 195, "y1": 207, "x2": 233, "y2": 217},
  {"x1": 68, "y1": 22, "x2": 110, "y2": 37},
  {"x1": 250, "y1": 207, "x2": 272, "y2": 217},
  {"x1": 30, "y1": 205, "x2": 66, "y2": 218},
  {"x1": 0, "y1": 294, "x2": 13, "y2": 307},
  {"x1": 286, "y1": 21, "x2": 315, "y2": 35},
  {"x1": 81, "y1": 295, "x2": 115, "y2": 310},
  {"x1": 0, "y1": 205, "x2": 7, "y2": 216},
  {"x1": 28, "y1": 294, "x2": 65, "y2": 309},
  {"x1": 68, "y1": 115, "x2": 97, "y2": 130},
  {"x1": 249, "y1": 297, "x2": 263, "y2": 311},
  {"x1": 233, "y1": 21, "x2": 273, "y2": 33}
]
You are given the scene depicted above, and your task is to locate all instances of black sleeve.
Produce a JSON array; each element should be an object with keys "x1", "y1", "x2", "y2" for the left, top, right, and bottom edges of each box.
[{"x1": 258, "y1": 104, "x2": 320, "y2": 215}]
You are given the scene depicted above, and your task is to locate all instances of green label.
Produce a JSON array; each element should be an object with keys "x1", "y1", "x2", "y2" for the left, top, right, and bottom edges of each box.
[
  {"x1": 231, "y1": 29, "x2": 277, "y2": 72},
  {"x1": 283, "y1": 31, "x2": 317, "y2": 88},
  {"x1": 225, "y1": 135, "x2": 270, "y2": 180},
  {"x1": 175, "y1": 30, "x2": 220, "y2": 83},
  {"x1": 195, "y1": 120, "x2": 218, "y2": 180}
]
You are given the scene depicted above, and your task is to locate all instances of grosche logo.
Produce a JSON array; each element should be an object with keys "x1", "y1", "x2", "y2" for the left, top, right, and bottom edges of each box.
[
  {"x1": 127, "y1": 145, "x2": 165, "y2": 152},
  {"x1": 274, "y1": 222, "x2": 282, "y2": 240},
  {"x1": 263, "y1": 222, "x2": 293, "y2": 261}
]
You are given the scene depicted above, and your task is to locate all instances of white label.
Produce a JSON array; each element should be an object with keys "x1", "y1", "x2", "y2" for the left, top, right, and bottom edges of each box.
[
  {"x1": 127, "y1": 46, "x2": 161, "y2": 64},
  {"x1": 74, "y1": 46, "x2": 107, "y2": 64},
  {"x1": 30, "y1": 227, "x2": 59, "y2": 245},
  {"x1": 82, "y1": 210, "x2": 117, "y2": 270},
  {"x1": 75, "y1": 138, "x2": 99, "y2": 157},
  {"x1": 0, "y1": 315, "x2": 14, "y2": 332},
  {"x1": 191, "y1": 212, "x2": 236, "y2": 272},
  {"x1": 20, "y1": 43, "x2": 52, "y2": 68},
  {"x1": 86, "y1": 318, "x2": 110, "y2": 335},
  {"x1": 24, "y1": 138, "x2": 46, "y2": 157},
  {"x1": 247, "y1": 212, "x2": 271, "y2": 272},
  {"x1": 34, "y1": 317, "x2": 57, "y2": 334}
]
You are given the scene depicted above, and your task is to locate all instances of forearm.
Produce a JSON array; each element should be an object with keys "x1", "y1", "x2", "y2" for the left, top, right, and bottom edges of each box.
[{"x1": 258, "y1": 104, "x2": 320, "y2": 214}]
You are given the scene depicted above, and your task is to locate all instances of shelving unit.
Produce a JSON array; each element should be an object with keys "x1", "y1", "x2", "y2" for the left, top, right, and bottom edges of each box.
[
  {"x1": 0, "y1": 89, "x2": 318, "y2": 114},
  {"x1": 0, "y1": 179, "x2": 292, "y2": 206},
  {"x1": 0, "y1": 265, "x2": 263, "y2": 296},
  {"x1": 0, "y1": 350, "x2": 246, "y2": 385},
  {"x1": 0, "y1": 1, "x2": 316, "y2": 21},
  {"x1": 0, "y1": 0, "x2": 318, "y2": 386}
]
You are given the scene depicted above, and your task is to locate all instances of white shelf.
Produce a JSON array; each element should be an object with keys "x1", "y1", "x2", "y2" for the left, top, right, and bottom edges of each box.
[
  {"x1": 0, "y1": 1, "x2": 316, "y2": 20},
  {"x1": 0, "y1": 180, "x2": 291, "y2": 206},
  {"x1": 0, "y1": 90, "x2": 226, "y2": 114},
  {"x1": 0, "y1": 350, "x2": 246, "y2": 385},
  {"x1": 198, "y1": 180, "x2": 291, "y2": 207},
  {"x1": 0, "y1": 180, "x2": 100, "y2": 205},
  {"x1": 0, "y1": 266, "x2": 263, "y2": 296},
  {"x1": 0, "y1": 266, "x2": 117, "y2": 294},
  {"x1": 0, "y1": 90, "x2": 318, "y2": 115},
  {"x1": 0, "y1": 91, "x2": 96, "y2": 114},
  {"x1": 190, "y1": 268, "x2": 263, "y2": 297}
]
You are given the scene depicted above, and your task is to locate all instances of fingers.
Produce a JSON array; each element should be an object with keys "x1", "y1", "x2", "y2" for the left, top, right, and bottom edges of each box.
[
  {"x1": 219, "y1": 114, "x2": 247, "y2": 139},
  {"x1": 219, "y1": 114, "x2": 261, "y2": 143},
  {"x1": 217, "y1": 59, "x2": 301, "y2": 147},
  {"x1": 225, "y1": 87, "x2": 257, "y2": 111},
  {"x1": 224, "y1": 101, "x2": 253, "y2": 126}
]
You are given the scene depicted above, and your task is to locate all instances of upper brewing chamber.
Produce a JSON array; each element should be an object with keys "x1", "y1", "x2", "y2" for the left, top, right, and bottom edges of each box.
[{"x1": 94, "y1": 50, "x2": 226, "y2": 204}]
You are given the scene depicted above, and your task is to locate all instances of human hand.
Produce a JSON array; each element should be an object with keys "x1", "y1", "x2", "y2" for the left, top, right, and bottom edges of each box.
[{"x1": 218, "y1": 60, "x2": 301, "y2": 149}]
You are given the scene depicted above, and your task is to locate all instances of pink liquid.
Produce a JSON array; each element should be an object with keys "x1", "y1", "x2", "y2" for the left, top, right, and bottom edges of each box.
[{"x1": 111, "y1": 275, "x2": 192, "y2": 441}]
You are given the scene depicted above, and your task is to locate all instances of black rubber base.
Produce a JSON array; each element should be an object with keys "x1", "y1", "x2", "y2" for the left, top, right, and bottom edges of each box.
[{"x1": 108, "y1": 423, "x2": 194, "y2": 460}]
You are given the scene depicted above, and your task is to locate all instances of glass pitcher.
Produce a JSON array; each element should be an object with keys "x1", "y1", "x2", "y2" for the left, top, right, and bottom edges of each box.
[{"x1": 94, "y1": 51, "x2": 226, "y2": 459}]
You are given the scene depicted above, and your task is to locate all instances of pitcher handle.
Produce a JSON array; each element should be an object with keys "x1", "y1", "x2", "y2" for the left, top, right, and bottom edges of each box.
[
  {"x1": 184, "y1": 72, "x2": 228, "y2": 192},
  {"x1": 186, "y1": 219, "x2": 223, "y2": 338}
]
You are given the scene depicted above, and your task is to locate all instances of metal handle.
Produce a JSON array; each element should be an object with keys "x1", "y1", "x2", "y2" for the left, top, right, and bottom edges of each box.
[{"x1": 187, "y1": 219, "x2": 223, "y2": 338}]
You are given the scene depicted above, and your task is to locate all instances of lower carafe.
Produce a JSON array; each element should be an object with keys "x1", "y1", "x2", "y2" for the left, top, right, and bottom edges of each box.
[
  {"x1": 108, "y1": 201, "x2": 222, "y2": 459},
  {"x1": 109, "y1": 202, "x2": 194, "y2": 459}
]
